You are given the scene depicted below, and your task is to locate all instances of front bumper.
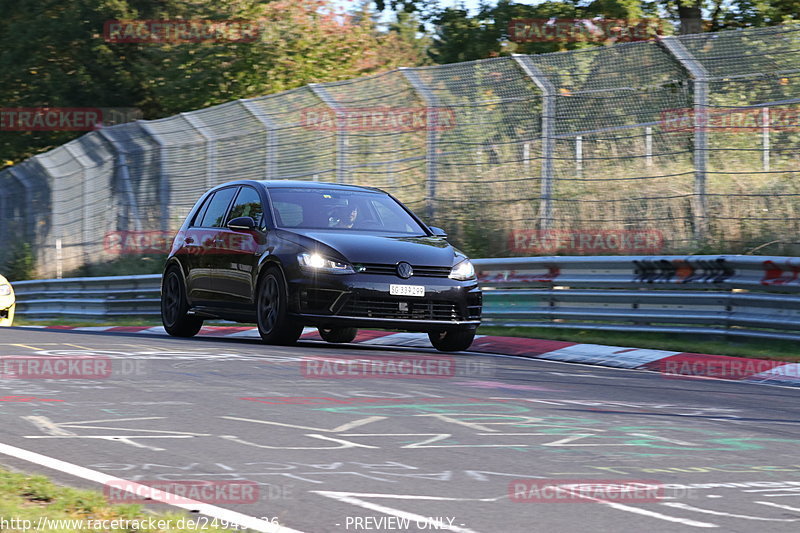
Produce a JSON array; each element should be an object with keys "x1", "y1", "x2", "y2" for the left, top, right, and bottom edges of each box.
[
  {"x1": 287, "y1": 271, "x2": 482, "y2": 332},
  {"x1": 0, "y1": 299, "x2": 15, "y2": 327}
]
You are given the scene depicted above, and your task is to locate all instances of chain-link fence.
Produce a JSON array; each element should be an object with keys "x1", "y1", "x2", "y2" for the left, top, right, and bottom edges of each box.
[{"x1": 3, "y1": 24, "x2": 800, "y2": 278}]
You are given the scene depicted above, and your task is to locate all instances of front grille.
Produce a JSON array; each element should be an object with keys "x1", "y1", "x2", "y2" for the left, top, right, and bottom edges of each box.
[
  {"x1": 359, "y1": 263, "x2": 451, "y2": 278},
  {"x1": 341, "y1": 296, "x2": 463, "y2": 321}
]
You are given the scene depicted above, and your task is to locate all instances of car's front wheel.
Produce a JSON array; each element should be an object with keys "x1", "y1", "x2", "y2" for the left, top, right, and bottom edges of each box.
[
  {"x1": 318, "y1": 327, "x2": 358, "y2": 344},
  {"x1": 428, "y1": 329, "x2": 475, "y2": 352},
  {"x1": 257, "y1": 268, "x2": 304, "y2": 345},
  {"x1": 161, "y1": 267, "x2": 203, "y2": 337}
]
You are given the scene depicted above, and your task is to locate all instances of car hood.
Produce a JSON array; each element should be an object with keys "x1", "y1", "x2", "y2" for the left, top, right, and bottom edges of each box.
[{"x1": 283, "y1": 230, "x2": 459, "y2": 266}]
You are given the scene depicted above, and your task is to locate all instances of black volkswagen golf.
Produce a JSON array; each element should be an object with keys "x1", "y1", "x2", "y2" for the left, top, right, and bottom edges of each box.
[{"x1": 160, "y1": 180, "x2": 482, "y2": 351}]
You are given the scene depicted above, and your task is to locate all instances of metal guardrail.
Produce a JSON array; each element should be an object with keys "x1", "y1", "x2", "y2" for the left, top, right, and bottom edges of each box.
[
  {"x1": 12, "y1": 275, "x2": 162, "y2": 318},
  {"x1": 10, "y1": 255, "x2": 800, "y2": 341}
]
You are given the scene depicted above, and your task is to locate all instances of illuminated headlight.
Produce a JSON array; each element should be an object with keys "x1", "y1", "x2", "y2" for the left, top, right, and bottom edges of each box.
[
  {"x1": 449, "y1": 259, "x2": 475, "y2": 281},
  {"x1": 0, "y1": 284, "x2": 11, "y2": 296},
  {"x1": 298, "y1": 253, "x2": 354, "y2": 274}
]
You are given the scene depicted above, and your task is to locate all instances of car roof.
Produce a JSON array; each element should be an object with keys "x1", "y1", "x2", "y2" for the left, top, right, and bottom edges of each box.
[{"x1": 256, "y1": 180, "x2": 385, "y2": 193}]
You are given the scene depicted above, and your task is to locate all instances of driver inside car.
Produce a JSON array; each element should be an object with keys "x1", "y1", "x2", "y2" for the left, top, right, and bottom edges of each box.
[{"x1": 330, "y1": 205, "x2": 358, "y2": 228}]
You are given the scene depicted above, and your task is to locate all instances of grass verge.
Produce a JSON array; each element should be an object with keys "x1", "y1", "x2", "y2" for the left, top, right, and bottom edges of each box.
[{"x1": 0, "y1": 468, "x2": 231, "y2": 532}]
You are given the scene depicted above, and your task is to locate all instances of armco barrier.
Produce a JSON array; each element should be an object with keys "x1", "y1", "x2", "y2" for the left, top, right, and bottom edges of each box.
[{"x1": 10, "y1": 255, "x2": 800, "y2": 341}]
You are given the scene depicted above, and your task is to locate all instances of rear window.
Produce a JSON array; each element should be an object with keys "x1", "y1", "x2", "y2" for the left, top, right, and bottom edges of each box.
[{"x1": 268, "y1": 188, "x2": 426, "y2": 234}]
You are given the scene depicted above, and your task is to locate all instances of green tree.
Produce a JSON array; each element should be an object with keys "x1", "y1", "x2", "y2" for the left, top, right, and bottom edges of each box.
[{"x1": 0, "y1": 0, "x2": 426, "y2": 164}]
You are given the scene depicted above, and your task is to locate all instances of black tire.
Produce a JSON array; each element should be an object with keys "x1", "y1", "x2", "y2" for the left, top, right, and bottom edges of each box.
[
  {"x1": 161, "y1": 267, "x2": 203, "y2": 337},
  {"x1": 318, "y1": 327, "x2": 358, "y2": 344},
  {"x1": 256, "y1": 268, "x2": 304, "y2": 345},
  {"x1": 428, "y1": 329, "x2": 475, "y2": 352}
]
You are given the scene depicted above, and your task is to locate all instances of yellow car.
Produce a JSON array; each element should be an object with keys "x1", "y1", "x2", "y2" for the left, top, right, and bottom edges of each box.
[{"x1": 0, "y1": 275, "x2": 15, "y2": 327}]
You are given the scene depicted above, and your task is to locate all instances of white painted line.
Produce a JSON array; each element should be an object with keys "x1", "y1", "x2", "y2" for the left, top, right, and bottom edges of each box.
[
  {"x1": 662, "y1": 501, "x2": 798, "y2": 521},
  {"x1": 757, "y1": 501, "x2": 800, "y2": 512},
  {"x1": 0, "y1": 442, "x2": 304, "y2": 533}
]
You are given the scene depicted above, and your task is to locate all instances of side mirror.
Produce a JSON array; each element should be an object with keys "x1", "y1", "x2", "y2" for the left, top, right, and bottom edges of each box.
[
  {"x1": 429, "y1": 226, "x2": 447, "y2": 237},
  {"x1": 227, "y1": 216, "x2": 256, "y2": 231}
]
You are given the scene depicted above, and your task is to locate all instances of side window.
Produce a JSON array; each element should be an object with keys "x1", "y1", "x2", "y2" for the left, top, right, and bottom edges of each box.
[
  {"x1": 190, "y1": 194, "x2": 213, "y2": 227},
  {"x1": 227, "y1": 187, "x2": 265, "y2": 227},
  {"x1": 198, "y1": 187, "x2": 237, "y2": 228}
]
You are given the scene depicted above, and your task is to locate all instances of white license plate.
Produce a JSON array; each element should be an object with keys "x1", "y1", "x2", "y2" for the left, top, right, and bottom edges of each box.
[{"x1": 389, "y1": 284, "x2": 425, "y2": 297}]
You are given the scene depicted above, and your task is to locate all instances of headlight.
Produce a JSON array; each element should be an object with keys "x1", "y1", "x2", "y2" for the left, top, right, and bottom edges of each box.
[
  {"x1": 0, "y1": 284, "x2": 11, "y2": 296},
  {"x1": 449, "y1": 259, "x2": 475, "y2": 281},
  {"x1": 297, "y1": 253, "x2": 354, "y2": 274}
]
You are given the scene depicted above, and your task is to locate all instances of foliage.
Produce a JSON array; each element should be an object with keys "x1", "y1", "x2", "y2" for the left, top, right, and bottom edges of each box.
[
  {"x1": 2, "y1": 242, "x2": 36, "y2": 281},
  {"x1": 0, "y1": 0, "x2": 427, "y2": 164}
]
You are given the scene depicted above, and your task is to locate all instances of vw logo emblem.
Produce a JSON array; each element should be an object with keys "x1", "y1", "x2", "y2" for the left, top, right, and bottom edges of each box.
[{"x1": 396, "y1": 262, "x2": 413, "y2": 279}]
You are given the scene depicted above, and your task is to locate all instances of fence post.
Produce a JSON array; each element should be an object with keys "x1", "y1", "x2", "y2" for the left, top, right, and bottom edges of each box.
[
  {"x1": 309, "y1": 84, "x2": 347, "y2": 184},
  {"x1": 137, "y1": 122, "x2": 171, "y2": 232},
  {"x1": 762, "y1": 107, "x2": 770, "y2": 172},
  {"x1": 659, "y1": 36, "x2": 709, "y2": 242},
  {"x1": 645, "y1": 126, "x2": 653, "y2": 167},
  {"x1": 182, "y1": 113, "x2": 217, "y2": 189},
  {"x1": 575, "y1": 135, "x2": 583, "y2": 178},
  {"x1": 512, "y1": 54, "x2": 556, "y2": 230},
  {"x1": 239, "y1": 99, "x2": 278, "y2": 180},
  {"x1": 96, "y1": 129, "x2": 143, "y2": 232},
  {"x1": 401, "y1": 68, "x2": 439, "y2": 222},
  {"x1": 62, "y1": 143, "x2": 93, "y2": 267},
  {"x1": 7, "y1": 167, "x2": 36, "y2": 242}
]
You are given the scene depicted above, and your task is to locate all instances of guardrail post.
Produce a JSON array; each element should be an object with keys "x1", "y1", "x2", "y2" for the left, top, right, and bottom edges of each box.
[
  {"x1": 512, "y1": 55, "x2": 556, "y2": 230},
  {"x1": 401, "y1": 68, "x2": 439, "y2": 221},
  {"x1": 309, "y1": 84, "x2": 347, "y2": 185},
  {"x1": 659, "y1": 36, "x2": 709, "y2": 243},
  {"x1": 136, "y1": 122, "x2": 171, "y2": 232},
  {"x1": 182, "y1": 113, "x2": 217, "y2": 189},
  {"x1": 238, "y1": 99, "x2": 278, "y2": 179}
]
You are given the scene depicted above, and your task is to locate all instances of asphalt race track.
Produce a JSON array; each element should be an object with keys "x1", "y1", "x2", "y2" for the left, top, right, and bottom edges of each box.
[{"x1": 1, "y1": 327, "x2": 799, "y2": 532}]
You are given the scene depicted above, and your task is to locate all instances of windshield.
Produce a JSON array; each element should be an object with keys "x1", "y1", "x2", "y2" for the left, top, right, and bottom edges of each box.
[{"x1": 268, "y1": 188, "x2": 428, "y2": 234}]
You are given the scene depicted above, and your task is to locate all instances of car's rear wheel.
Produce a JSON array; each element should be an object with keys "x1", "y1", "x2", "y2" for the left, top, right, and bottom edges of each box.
[
  {"x1": 318, "y1": 327, "x2": 358, "y2": 344},
  {"x1": 257, "y1": 268, "x2": 303, "y2": 345},
  {"x1": 428, "y1": 329, "x2": 475, "y2": 352},
  {"x1": 161, "y1": 267, "x2": 203, "y2": 337}
]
